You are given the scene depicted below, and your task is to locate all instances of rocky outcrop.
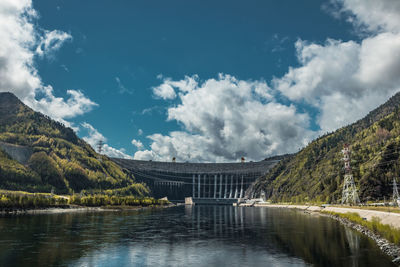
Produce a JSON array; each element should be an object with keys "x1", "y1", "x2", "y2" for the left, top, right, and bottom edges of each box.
[{"x1": 0, "y1": 141, "x2": 32, "y2": 164}]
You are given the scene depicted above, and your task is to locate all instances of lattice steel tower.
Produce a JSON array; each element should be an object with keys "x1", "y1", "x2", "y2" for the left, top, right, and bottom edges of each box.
[
  {"x1": 97, "y1": 140, "x2": 104, "y2": 154},
  {"x1": 393, "y1": 178, "x2": 399, "y2": 207},
  {"x1": 341, "y1": 144, "x2": 360, "y2": 205}
]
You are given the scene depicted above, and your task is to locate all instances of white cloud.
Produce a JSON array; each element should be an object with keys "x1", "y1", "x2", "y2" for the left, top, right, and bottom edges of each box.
[
  {"x1": 141, "y1": 105, "x2": 163, "y2": 115},
  {"x1": 131, "y1": 139, "x2": 144, "y2": 150},
  {"x1": 115, "y1": 76, "x2": 133, "y2": 94},
  {"x1": 270, "y1": 0, "x2": 400, "y2": 133},
  {"x1": 81, "y1": 122, "x2": 105, "y2": 145},
  {"x1": 134, "y1": 150, "x2": 155, "y2": 161},
  {"x1": 36, "y1": 29, "x2": 72, "y2": 58},
  {"x1": 138, "y1": 129, "x2": 143, "y2": 136},
  {"x1": 0, "y1": 0, "x2": 96, "y2": 124},
  {"x1": 153, "y1": 83, "x2": 176, "y2": 100},
  {"x1": 81, "y1": 123, "x2": 133, "y2": 159},
  {"x1": 33, "y1": 88, "x2": 97, "y2": 119},
  {"x1": 152, "y1": 75, "x2": 199, "y2": 100},
  {"x1": 136, "y1": 74, "x2": 313, "y2": 162},
  {"x1": 335, "y1": 0, "x2": 400, "y2": 33},
  {"x1": 272, "y1": 32, "x2": 400, "y2": 133},
  {"x1": 137, "y1": 1, "x2": 400, "y2": 162}
]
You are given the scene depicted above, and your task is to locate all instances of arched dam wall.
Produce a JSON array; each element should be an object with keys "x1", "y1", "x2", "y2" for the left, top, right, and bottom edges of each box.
[{"x1": 112, "y1": 158, "x2": 280, "y2": 201}]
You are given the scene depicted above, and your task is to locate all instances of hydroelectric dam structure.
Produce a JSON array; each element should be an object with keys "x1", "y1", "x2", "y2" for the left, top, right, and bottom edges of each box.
[{"x1": 112, "y1": 158, "x2": 281, "y2": 204}]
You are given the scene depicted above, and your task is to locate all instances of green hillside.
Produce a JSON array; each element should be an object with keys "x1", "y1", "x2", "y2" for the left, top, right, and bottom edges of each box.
[
  {"x1": 254, "y1": 92, "x2": 400, "y2": 203},
  {"x1": 0, "y1": 92, "x2": 148, "y2": 196}
]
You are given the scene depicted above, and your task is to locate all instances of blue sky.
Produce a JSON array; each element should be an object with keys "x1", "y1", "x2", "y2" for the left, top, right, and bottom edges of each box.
[{"x1": 2, "y1": 0, "x2": 400, "y2": 162}]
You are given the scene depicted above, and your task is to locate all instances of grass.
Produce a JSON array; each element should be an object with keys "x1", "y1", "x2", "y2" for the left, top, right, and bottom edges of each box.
[{"x1": 323, "y1": 211, "x2": 400, "y2": 245}]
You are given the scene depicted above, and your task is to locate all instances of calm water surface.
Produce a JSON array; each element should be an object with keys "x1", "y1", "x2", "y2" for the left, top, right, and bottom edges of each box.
[{"x1": 0, "y1": 206, "x2": 395, "y2": 267}]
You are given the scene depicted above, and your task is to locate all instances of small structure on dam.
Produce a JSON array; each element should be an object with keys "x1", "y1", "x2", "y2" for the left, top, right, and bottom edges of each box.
[{"x1": 112, "y1": 158, "x2": 281, "y2": 204}]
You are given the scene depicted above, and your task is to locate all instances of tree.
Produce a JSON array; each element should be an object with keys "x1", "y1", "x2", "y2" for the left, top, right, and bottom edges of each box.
[{"x1": 28, "y1": 152, "x2": 66, "y2": 190}]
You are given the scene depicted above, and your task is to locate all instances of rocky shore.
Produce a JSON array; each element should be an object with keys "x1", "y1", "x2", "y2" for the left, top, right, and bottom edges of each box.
[
  {"x1": 255, "y1": 204, "x2": 400, "y2": 265},
  {"x1": 323, "y1": 212, "x2": 400, "y2": 265}
]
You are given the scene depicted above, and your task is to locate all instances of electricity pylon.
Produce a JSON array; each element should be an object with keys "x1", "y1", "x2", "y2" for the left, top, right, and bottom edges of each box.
[
  {"x1": 341, "y1": 144, "x2": 360, "y2": 205},
  {"x1": 393, "y1": 178, "x2": 400, "y2": 207},
  {"x1": 97, "y1": 140, "x2": 104, "y2": 154},
  {"x1": 96, "y1": 140, "x2": 104, "y2": 162}
]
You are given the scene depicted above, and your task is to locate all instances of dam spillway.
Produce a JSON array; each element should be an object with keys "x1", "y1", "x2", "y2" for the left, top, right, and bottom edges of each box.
[{"x1": 112, "y1": 158, "x2": 280, "y2": 202}]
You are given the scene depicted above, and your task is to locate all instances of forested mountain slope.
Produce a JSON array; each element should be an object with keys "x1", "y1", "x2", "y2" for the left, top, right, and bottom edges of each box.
[
  {"x1": 0, "y1": 92, "x2": 148, "y2": 196},
  {"x1": 254, "y1": 92, "x2": 400, "y2": 203}
]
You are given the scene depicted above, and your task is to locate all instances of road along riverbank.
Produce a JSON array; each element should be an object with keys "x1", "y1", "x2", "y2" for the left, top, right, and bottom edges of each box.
[{"x1": 254, "y1": 204, "x2": 400, "y2": 265}]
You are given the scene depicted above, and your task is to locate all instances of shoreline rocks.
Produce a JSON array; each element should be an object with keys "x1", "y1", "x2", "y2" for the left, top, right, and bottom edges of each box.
[
  {"x1": 255, "y1": 204, "x2": 400, "y2": 265},
  {"x1": 317, "y1": 211, "x2": 400, "y2": 265}
]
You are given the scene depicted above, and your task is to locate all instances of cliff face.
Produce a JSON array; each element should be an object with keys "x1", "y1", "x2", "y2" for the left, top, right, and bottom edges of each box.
[
  {"x1": 255, "y1": 92, "x2": 400, "y2": 203},
  {"x1": 0, "y1": 92, "x2": 148, "y2": 196}
]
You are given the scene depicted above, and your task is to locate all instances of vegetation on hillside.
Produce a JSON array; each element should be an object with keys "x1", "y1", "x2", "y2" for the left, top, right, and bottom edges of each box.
[
  {"x1": 0, "y1": 92, "x2": 148, "y2": 197},
  {"x1": 255, "y1": 92, "x2": 400, "y2": 203}
]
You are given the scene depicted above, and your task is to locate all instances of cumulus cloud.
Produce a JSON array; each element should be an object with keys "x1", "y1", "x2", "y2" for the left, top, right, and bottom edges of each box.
[
  {"x1": 0, "y1": 0, "x2": 96, "y2": 123},
  {"x1": 135, "y1": 0, "x2": 400, "y2": 162},
  {"x1": 131, "y1": 139, "x2": 144, "y2": 150},
  {"x1": 152, "y1": 83, "x2": 176, "y2": 100},
  {"x1": 152, "y1": 75, "x2": 200, "y2": 100},
  {"x1": 33, "y1": 88, "x2": 97, "y2": 119},
  {"x1": 273, "y1": 0, "x2": 400, "y2": 132},
  {"x1": 135, "y1": 74, "x2": 313, "y2": 162},
  {"x1": 336, "y1": 0, "x2": 400, "y2": 33},
  {"x1": 81, "y1": 123, "x2": 132, "y2": 159}
]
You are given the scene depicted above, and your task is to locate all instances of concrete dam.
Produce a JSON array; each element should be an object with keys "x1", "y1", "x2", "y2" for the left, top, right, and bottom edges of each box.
[{"x1": 112, "y1": 158, "x2": 281, "y2": 203}]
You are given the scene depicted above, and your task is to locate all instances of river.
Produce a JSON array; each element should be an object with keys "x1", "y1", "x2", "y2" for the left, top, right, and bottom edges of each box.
[{"x1": 0, "y1": 206, "x2": 395, "y2": 266}]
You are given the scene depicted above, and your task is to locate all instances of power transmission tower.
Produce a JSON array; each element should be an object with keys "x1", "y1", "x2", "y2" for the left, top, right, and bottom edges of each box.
[
  {"x1": 341, "y1": 144, "x2": 360, "y2": 205},
  {"x1": 97, "y1": 140, "x2": 104, "y2": 154},
  {"x1": 393, "y1": 178, "x2": 400, "y2": 207},
  {"x1": 96, "y1": 140, "x2": 104, "y2": 161}
]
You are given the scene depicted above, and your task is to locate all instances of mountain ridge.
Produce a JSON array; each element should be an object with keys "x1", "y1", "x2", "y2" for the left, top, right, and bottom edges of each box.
[
  {"x1": 254, "y1": 91, "x2": 400, "y2": 203},
  {"x1": 0, "y1": 92, "x2": 148, "y2": 196}
]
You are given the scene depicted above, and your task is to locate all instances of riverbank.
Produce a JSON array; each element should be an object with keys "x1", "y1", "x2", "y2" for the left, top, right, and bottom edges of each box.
[
  {"x1": 255, "y1": 204, "x2": 400, "y2": 264},
  {"x1": 255, "y1": 204, "x2": 400, "y2": 229},
  {"x1": 0, "y1": 202, "x2": 177, "y2": 216}
]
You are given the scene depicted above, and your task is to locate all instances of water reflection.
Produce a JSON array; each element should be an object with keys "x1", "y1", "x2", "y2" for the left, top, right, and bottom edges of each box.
[{"x1": 0, "y1": 206, "x2": 395, "y2": 267}]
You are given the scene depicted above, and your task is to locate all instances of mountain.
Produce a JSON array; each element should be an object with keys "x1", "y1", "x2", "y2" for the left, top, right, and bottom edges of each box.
[
  {"x1": 0, "y1": 92, "x2": 148, "y2": 196},
  {"x1": 254, "y1": 92, "x2": 400, "y2": 203}
]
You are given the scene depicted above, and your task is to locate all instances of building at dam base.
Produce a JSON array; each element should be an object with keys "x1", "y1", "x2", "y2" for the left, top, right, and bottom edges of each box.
[{"x1": 112, "y1": 158, "x2": 280, "y2": 203}]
